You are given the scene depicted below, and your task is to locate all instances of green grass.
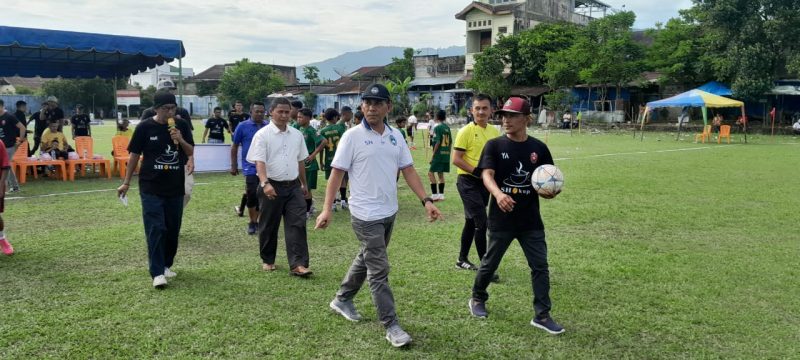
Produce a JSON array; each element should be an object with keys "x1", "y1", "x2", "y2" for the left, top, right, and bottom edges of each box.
[{"x1": 2, "y1": 126, "x2": 799, "y2": 359}]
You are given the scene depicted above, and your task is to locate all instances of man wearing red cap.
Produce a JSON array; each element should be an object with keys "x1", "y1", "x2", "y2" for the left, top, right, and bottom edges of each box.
[{"x1": 467, "y1": 96, "x2": 565, "y2": 335}]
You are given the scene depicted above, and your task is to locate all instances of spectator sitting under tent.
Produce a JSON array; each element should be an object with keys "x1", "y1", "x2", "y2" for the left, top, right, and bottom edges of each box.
[{"x1": 40, "y1": 120, "x2": 72, "y2": 160}]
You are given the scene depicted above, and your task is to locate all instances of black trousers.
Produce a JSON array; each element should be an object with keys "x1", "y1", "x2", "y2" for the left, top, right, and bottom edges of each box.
[
  {"x1": 456, "y1": 175, "x2": 489, "y2": 260},
  {"x1": 472, "y1": 229, "x2": 552, "y2": 317},
  {"x1": 257, "y1": 180, "x2": 309, "y2": 269}
]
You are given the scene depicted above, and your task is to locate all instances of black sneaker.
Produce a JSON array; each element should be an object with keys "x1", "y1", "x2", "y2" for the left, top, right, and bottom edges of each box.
[
  {"x1": 234, "y1": 205, "x2": 244, "y2": 217},
  {"x1": 468, "y1": 298, "x2": 488, "y2": 318},
  {"x1": 455, "y1": 260, "x2": 478, "y2": 270},
  {"x1": 491, "y1": 274, "x2": 500, "y2": 283},
  {"x1": 247, "y1": 222, "x2": 257, "y2": 235},
  {"x1": 531, "y1": 315, "x2": 565, "y2": 335}
]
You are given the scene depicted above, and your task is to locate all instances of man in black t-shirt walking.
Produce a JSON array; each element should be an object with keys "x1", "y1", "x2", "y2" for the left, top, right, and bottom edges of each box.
[
  {"x1": 118, "y1": 91, "x2": 194, "y2": 289},
  {"x1": 202, "y1": 107, "x2": 229, "y2": 144},
  {"x1": 141, "y1": 80, "x2": 195, "y2": 206},
  {"x1": 228, "y1": 100, "x2": 249, "y2": 135},
  {"x1": 468, "y1": 97, "x2": 565, "y2": 335},
  {"x1": 70, "y1": 104, "x2": 92, "y2": 139}
]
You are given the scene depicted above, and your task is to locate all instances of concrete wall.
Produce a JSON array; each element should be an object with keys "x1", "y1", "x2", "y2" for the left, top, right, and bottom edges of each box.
[{"x1": 0, "y1": 94, "x2": 48, "y2": 114}]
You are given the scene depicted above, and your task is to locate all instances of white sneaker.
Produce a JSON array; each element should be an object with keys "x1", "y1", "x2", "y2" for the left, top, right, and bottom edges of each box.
[
  {"x1": 152, "y1": 275, "x2": 167, "y2": 289},
  {"x1": 438, "y1": 194, "x2": 445, "y2": 201},
  {"x1": 341, "y1": 200, "x2": 349, "y2": 210},
  {"x1": 332, "y1": 201, "x2": 339, "y2": 212},
  {"x1": 164, "y1": 267, "x2": 177, "y2": 278}
]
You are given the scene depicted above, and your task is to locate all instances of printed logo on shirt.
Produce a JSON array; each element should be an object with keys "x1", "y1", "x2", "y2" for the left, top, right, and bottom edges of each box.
[
  {"x1": 150, "y1": 136, "x2": 158, "y2": 141},
  {"x1": 501, "y1": 161, "x2": 532, "y2": 193},
  {"x1": 154, "y1": 144, "x2": 181, "y2": 170},
  {"x1": 530, "y1": 152, "x2": 538, "y2": 164},
  {"x1": 389, "y1": 134, "x2": 397, "y2": 146},
  {"x1": 502, "y1": 152, "x2": 510, "y2": 159}
]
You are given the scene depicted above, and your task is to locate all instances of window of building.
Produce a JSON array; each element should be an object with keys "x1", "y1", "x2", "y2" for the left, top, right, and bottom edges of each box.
[
  {"x1": 488, "y1": 20, "x2": 492, "y2": 26},
  {"x1": 498, "y1": 26, "x2": 507, "y2": 34}
]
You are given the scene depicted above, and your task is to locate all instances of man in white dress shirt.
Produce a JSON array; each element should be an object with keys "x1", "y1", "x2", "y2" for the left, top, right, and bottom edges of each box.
[{"x1": 246, "y1": 97, "x2": 312, "y2": 277}]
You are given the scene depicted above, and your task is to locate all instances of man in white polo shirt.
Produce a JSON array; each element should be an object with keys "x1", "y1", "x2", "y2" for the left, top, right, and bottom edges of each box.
[
  {"x1": 246, "y1": 97, "x2": 312, "y2": 277},
  {"x1": 315, "y1": 84, "x2": 443, "y2": 348}
]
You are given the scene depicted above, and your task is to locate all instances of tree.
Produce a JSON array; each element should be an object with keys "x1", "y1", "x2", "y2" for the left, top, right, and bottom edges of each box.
[
  {"x1": 303, "y1": 66, "x2": 321, "y2": 85},
  {"x1": 195, "y1": 81, "x2": 218, "y2": 97},
  {"x1": 466, "y1": 47, "x2": 510, "y2": 99},
  {"x1": 14, "y1": 85, "x2": 35, "y2": 95},
  {"x1": 302, "y1": 91, "x2": 318, "y2": 112},
  {"x1": 645, "y1": 17, "x2": 715, "y2": 88},
  {"x1": 218, "y1": 58, "x2": 285, "y2": 105},
  {"x1": 139, "y1": 85, "x2": 157, "y2": 109},
  {"x1": 498, "y1": 22, "x2": 582, "y2": 86},
  {"x1": 384, "y1": 77, "x2": 412, "y2": 117},
  {"x1": 541, "y1": 47, "x2": 582, "y2": 111},
  {"x1": 573, "y1": 11, "x2": 644, "y2": 108},
  {"x1": 687, "y1": 0, "x2": 800, "y2": 100},
  {"x1": 39, "y1": 77, "x2": 119, "y2": 111},
  {"x1": 386, "y1": 48, "x2": 415, "y2": 82}
]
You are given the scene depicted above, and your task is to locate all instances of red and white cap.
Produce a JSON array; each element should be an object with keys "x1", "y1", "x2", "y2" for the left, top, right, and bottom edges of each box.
[{"x1": 496, "y1": 97, "x2": 531, "y2": 115}]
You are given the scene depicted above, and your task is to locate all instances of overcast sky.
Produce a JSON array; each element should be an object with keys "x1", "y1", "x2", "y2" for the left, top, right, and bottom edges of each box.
[{"x1": 6, "y1": 0, "x2": 692, "y2": 73}]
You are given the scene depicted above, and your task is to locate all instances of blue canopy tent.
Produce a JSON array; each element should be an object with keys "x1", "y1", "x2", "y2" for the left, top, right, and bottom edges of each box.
[
  {"x1": 0, "y1": 25, "x2": 185, "y2": 110},
  {"x1": 640, "y1": 89, "x2": 746, "y2": 142},
  {"x1": 696, "y1": 81, "x2": 733, "y2": 96}
]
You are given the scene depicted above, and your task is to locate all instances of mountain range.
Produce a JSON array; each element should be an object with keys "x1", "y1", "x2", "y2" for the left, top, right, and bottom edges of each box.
[{"x1": 296, "y1": 45, "x2": 465, "y2": 82}]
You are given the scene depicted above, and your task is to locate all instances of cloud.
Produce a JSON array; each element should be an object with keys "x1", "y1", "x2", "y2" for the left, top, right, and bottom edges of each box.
[{"x1": 4, "y1": 0, "x2": 690, "y2": 74}]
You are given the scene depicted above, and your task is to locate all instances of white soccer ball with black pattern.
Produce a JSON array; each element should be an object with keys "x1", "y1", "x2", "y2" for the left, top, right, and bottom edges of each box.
[{"x1": 531, "y1": 164, "x2": 564, "y2": 197}]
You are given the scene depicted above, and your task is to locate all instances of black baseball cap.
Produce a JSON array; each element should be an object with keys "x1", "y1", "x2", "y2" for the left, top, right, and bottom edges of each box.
[
  {"x1": 153, "y1": 91, "x2": 177, "y2": 108},
  {"x1": 362, "y1": 84, "x2": 390, "y2": 101}
]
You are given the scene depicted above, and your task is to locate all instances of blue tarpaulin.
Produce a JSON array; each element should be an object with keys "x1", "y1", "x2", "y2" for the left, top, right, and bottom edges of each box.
[
  {"x1": 696, "y1": 81, "x2": 733, "y2": 96},
  {"x1": 0, "y1": 26, "x2": 185, "y2": 78}
]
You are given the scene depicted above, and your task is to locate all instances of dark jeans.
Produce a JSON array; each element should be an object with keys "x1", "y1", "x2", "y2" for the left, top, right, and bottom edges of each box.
[
  {"x1": 140, "y1": 192, "x2": 185, "y2": 278},
  {"x1": 257, "y1": 180, "x2": 309, "y2": 268},
  {"x1": 472, "y1": 229, "x2": 552, "y2": 317},
  {"x1": 336, "y1": 215, "x2": 398, "y2": 328},
  {"x1": 457, "y1": 175, "x2": 489, "y2": 261}
]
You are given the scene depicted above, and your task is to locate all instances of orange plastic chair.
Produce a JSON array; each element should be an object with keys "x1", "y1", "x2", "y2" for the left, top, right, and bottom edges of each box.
[
  {"x1": 66, "y1": 137, "x2": 112, "y2": 181},
  {"x1": 718, "y1": 125, "x2": 731, "y2": 144},
  {"x1": 112, "y1": 135, "x2": 134, "y2": 178},
  {"x1": 695, "y1": 125, "x2": 712, "y2": 143},
  {"x1": 10, "y1": 140, "x2": 67, "y2": 183}
]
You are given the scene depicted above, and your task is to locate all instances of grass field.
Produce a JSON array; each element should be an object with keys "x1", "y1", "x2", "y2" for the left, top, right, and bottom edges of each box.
[{"x1": 1, "y1": 124, "x2": 799, "y2": 358}]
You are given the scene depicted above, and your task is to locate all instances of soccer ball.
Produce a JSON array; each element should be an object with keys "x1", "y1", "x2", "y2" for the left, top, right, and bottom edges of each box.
[{"x1": 531, "y1": 164, "x2": 564, "y2": 197}]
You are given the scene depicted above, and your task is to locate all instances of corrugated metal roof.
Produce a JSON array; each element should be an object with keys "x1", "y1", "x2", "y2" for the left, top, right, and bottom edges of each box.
[{"x1": 410, "y1": 76, "x2": 464, "y2": 87}]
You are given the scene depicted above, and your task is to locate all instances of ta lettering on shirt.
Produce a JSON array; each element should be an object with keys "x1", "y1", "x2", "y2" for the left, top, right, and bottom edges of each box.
[{"x1": 478, "y1": 136, "x2": 554, "y2": 232}]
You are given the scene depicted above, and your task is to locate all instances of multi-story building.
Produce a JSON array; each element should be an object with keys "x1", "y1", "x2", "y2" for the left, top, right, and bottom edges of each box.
[
  {"x1": 455, "y1": 0, "x2": 611, "y2": 72},
  {"x1": 128, "y1": 63, "x2": 194, "y2": 89}
]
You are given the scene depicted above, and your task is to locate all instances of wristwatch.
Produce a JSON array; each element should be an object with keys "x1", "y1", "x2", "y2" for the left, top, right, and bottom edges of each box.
[
  {"x1": 421, "y1": 197, "x2": 434, "y2": 206},
  {"x1": 260, "y1": 180, "x2": 270, "y2": 188}
]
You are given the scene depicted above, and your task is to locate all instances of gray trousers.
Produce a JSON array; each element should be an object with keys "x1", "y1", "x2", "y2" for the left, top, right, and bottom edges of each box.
[
  {"x1": 257, "y1": 181, "x2": 309, "y2": 268},
  {"x1": 336, "y1": 215, "x2": 398, "y2": 328},
  {"x1": 5, "y1": 145, "x2": 19, "y2": 189}
]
